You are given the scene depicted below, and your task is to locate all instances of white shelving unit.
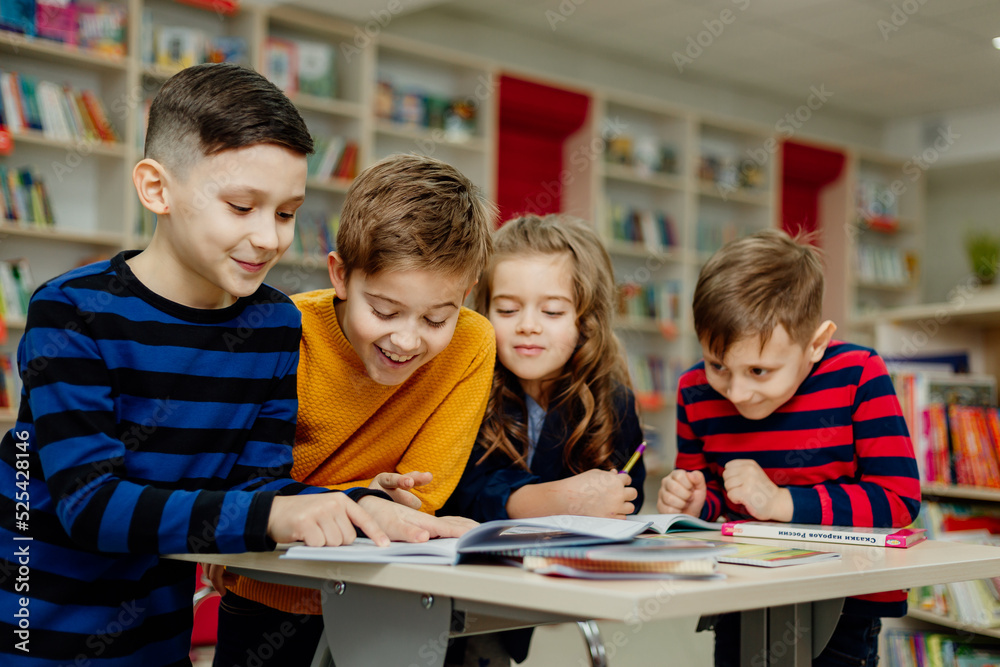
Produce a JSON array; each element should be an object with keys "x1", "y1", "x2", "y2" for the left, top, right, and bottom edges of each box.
[{"x1": 577, "y1": 92, "x2": 778, "y2": 471}]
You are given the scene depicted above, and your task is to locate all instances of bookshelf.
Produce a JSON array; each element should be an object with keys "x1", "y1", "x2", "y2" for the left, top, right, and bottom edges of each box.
[
  {"x1": 372, "y1": 33, "x2": 497, "y2": 201},
  {"x1": 905, "y1": 486, "x2": 1000, "y2": 641},
  {"x1": 579, "y1": 92, "x2": 779, "y2": 471}
]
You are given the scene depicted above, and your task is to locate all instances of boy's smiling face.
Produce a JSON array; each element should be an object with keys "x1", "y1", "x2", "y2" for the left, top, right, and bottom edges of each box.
[
  {"x1": 701, "y1": 322, "x2": 834, "y2": 420},
  {"x1": 137, "y1": 143, "x2": 307, "y2": 309},
  {"x1": 329, "y1": 255, "x2": 471, "y2": 386}
]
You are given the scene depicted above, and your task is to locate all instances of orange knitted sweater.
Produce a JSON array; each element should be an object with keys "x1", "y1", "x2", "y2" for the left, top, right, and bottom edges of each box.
[{"x1": 229, "y1": 288, "x2": 495, "y2": 614}]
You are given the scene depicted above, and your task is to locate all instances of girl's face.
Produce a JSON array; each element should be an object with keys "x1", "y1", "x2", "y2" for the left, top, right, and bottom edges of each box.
[{"x1": 488, "y1": 252, "x2": 580, "y2": 406}]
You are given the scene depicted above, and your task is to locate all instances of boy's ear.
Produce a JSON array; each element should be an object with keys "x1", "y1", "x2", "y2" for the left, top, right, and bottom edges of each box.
[
  {"x1": 328, "y1": 252, "x2": 348, "y2": 296},
  {"x1": 132, "y1": 159, "x2": 170, "y2": 215},
  {"x1": 807, "y1": 320, "x2": 837, "y2": 363}
]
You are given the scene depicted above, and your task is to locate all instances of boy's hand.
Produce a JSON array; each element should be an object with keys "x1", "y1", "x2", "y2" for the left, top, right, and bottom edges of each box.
[
  {"x1": 657, "y1": 469, "x2": 707, "y2": 516},
  {"x1": 722, "y1": 459, "x2": 793, "y2": 522},
  {"x1": 356, "y1": 496, "x2": 478, "y2": 542},
  {"x1": 268, "y1": 493, "x2": 390, "y2": 547},
  {"x1": 203, "y1": 563, "x2": 236, "y2": 597},
  {"x1": 369, "y1": 471, "x2": 433, "y2": 510},
  {"x1": 558, "y1": 469, "x2": 637, "y2": 518}
]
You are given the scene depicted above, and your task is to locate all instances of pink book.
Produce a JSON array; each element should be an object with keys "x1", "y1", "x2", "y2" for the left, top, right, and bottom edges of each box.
[{"x1": 720, "y1": 521, "x2": 927, "y2": 548}]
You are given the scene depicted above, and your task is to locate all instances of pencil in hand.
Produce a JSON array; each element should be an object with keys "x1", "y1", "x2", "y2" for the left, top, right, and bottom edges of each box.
[{"x1": 619, "y1": 441, "x2": 646, "y2": 475}]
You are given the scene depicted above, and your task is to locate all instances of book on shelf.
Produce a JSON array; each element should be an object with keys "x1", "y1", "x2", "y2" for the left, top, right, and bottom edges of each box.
[
  {"x1": 720, "y1": 521, "x2": 927, "y2": 548},
  {"x1": 617, "y1": 280, "x2": 682, "y2": 325},
  {"x1": 310, "y1": 136, "x2": 347, "y2": 181},
  {"x1": 910, "y1": 500, "x2": 1000, "y2": 628},
  {"x1": 77, "y1": 2, "x2": 127, "y2": 57},
  {"x1": 0, "y1": 352, "x2": 17, "y2": 409},
  {"x1": 888, "y1": 367, "x2": 997, "y2": 487},
  {"x1": 265, "y1": 38, "x2": 299, "y2": 94},
  {"x1": 607, "y1": 202, "x2": 677, "y2": 250},
  {"x1": 0, "y1": 0, "x2": 35, "y2": 35},
  {"x1": 36, "y1": 0, "x2": 78, "y2": 45},
  {"x1": 296, "y1": 40, "x2": 337, "y2": 99},
  {"x1": 281, "y1": 515, "x2": 654, "y2": 566},
  {"x1": 0, "y1": 258, "x2": 35, "y2": 321},
  {"x1": 291, "y1": 211, "x2": 338, "y2": 260},
  {"x1": 156, "y1": 26, "x2": 206, "y2": 70},
  {"x1": 0, "y1": 166, "x2": 56, "y2": 227},
  {"x1": 0, "y1": 70, "x2": 119, "y2": 143},
  {"x1": 885, "y1": 628, "x2": 1000, "y2": 666}
]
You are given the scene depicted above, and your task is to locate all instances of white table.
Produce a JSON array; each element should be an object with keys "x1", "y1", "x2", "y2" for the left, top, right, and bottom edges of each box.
[{"x1": 174, "y1": 535, "x2": 1000, "y2": 667}]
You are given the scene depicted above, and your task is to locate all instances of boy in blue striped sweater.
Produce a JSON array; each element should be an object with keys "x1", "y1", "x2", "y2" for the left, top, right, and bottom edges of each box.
[{"x1": 0, "y1": 63, "x2": 471, "y2": 666}]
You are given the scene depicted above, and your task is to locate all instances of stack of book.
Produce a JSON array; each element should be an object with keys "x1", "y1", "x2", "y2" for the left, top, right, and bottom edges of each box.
[
  {"x1": 0, "y1": 70, "x2": 119, "y2": 143},
  {"x1": 0, "y1": 166, "x2": 55, "y2": 226}
]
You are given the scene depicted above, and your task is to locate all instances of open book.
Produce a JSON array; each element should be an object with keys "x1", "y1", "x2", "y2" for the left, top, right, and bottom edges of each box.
[
  {"x1": 282, "y1": 515, "x2": 652, "y2": 566},
  {"x1": 627, "y1": 513, "x2": 722, "y2": 533}
]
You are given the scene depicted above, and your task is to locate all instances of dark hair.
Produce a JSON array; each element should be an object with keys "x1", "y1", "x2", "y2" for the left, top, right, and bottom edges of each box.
[
  {"x1": 337, "y1": 153, "x2": 496, "y2": 284},
  {"x1": 475, "y1": 214, "x2": 632, "y2": 473},
  {"x1": 693, "y1": 228, "x2": 825, "y2": 359},
  {"x1": 145, "y1": 63, "x2": 313, "y2": 175}
]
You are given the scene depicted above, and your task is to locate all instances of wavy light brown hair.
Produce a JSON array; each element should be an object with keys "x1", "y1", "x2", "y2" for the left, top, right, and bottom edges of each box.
[
  {"x1": 694, "y1": 228, "x2": 825, "y2": 359},
  {"x1": 475, "y1": 214, "x2": 632, "y2": 473},
  {"x1": 337, "y1": 153, "x2": 496, "y2": 285}
]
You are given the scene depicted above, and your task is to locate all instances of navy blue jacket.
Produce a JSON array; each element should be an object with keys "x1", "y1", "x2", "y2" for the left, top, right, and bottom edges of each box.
[{"x1": 442, "y1": 381, "x2": 646, "y2": 664}]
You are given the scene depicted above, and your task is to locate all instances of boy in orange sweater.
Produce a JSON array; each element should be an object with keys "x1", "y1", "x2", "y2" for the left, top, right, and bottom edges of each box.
[{"x1": 212, "y1": 154, "x2": 497, "y2": 666}]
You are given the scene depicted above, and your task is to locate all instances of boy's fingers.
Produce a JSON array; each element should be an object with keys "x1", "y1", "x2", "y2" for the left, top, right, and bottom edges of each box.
[
  {"x1": 623, "y1": 502, "x2": 635, "y2": 515},
  {"x1": 618, "y1": 473, "x2": 632, "y2": 486},
  {"x1": 673, "y1": 470, "x2": 694, "y2": 490},
  {"x1": 624, "y1": 487, "x2": 638, "y2": 502},
  {"x1": 667, "y1": 477, "x2": 693, "y2": 500},
  {"x1": 408, "y1": 471, "x2": 434, "y2": 487},
  {"x1": 435, "y1": 516, "x2": 479, "y2": 537},
  {"x1": 389, "y1": 488, "x2": 424, "y2": 510},
  {"x1": 688, "y1": 470, "x2": 706, "y2": 488},
  {"x1": 346, "y1": 502, "x2": 389, "y2": 547}
]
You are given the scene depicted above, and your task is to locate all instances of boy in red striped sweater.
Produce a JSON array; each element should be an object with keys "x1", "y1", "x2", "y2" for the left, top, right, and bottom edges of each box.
[{"x1": 657, "y1": 229, "x2": 921, "y2": 667}]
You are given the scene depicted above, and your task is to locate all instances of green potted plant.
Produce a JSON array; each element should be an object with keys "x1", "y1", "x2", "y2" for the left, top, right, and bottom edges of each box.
[{"x1": 966, "y1": 231, "x2": 1000, "y2": 285}]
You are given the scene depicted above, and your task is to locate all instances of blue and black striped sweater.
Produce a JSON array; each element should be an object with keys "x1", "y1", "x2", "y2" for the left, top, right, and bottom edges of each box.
[{"x1": 0, "y1": 251, "x2": 325, "y2": 664}]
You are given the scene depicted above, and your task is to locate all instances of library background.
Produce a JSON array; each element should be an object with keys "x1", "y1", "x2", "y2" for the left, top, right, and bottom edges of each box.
[{"x1": 1, "y1": 0, "x2": 999, "y2": 664}]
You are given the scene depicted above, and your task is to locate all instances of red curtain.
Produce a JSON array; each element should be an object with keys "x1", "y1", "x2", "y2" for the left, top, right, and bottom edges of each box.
[
  {"x1": 781, "y1": 141, "x2": 845, "y2": 241},
  {"x1": 497, "y1": 75, "x2": 590, "y2": 224}
]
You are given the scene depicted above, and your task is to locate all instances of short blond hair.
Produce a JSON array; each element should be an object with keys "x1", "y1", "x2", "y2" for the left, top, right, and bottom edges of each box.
[
  {"x1": 337, "y1": 154, "x2": 496, "y2": 284},
  {"x1": 694, "y1": 228, "x2": 824, "y2": 358}
]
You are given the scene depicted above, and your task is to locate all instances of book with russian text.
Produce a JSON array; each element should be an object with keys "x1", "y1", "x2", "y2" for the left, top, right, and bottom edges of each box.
[
  {"x1": 720, "y1": 521, "x2": 927, "y2": 548},
  {"x1": 282, "y1": 515, "x2": 653, "y2": 566}
]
